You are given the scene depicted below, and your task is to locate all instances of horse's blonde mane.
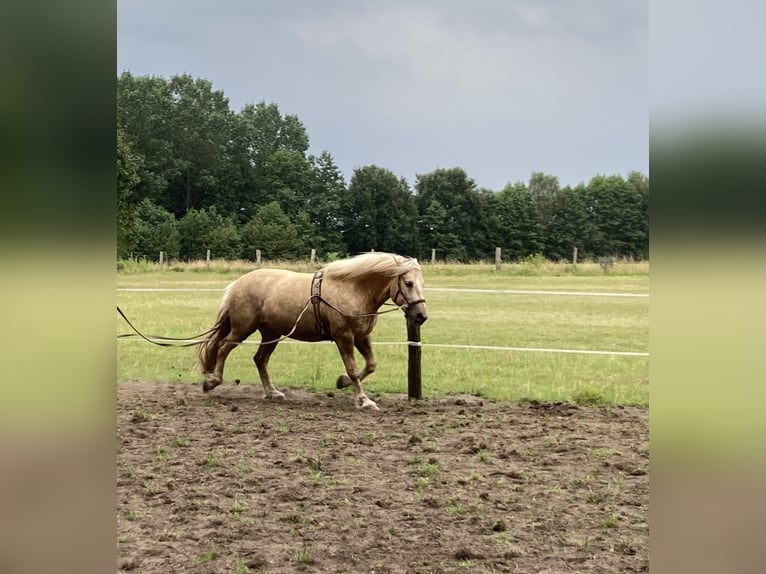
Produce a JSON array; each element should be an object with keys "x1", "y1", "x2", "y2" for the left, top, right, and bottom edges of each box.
[{"x1": 322, "y1": 252, "x2": 421, "y2": 281}]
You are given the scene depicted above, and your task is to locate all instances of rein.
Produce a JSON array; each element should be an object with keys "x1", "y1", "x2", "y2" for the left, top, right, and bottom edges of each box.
[{"x1": 116, "y1": 305, "x2": 216, "y2": 347}]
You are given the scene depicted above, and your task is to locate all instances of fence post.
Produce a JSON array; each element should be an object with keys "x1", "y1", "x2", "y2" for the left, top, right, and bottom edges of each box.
[
  {"x1": 572, "y1": 247, "x2": 578, "y2": 266},
  {"x1": 310, "y1": 248, "x2": 316, "y2": 265},
  {"x1": 206, "y1": 249, "x2": 211, "y2": 269},
  {"x1": 495, "y1": 247, "x2": 502, "y2": 271},
  {"x1": 256, "y1": 249, "x2": 261, "y2": 267},
  {"x1": 158, "y1": 251, "x2": 164, "y2": 267},
  {"x1": 431, "y1": 249, "x2": 436, "y2": 265},
  {"x1": 407, "y1": 317, "x2": 422, "y2": 400}
]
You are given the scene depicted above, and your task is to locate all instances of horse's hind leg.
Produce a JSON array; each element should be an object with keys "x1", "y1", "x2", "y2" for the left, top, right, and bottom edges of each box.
[
  {"x1": 337, "y1": 335, "x2": 377, "y2": 389},
  {"x1": 253, "y1": 328, "x2": 285, "y2": 401},
  {"x1": 335, "y1": 335, "x2": 378, "y2": 410}
]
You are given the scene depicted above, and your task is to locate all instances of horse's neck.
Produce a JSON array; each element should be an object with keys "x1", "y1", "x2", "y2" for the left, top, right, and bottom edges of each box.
[{"x1": 337, "y1": 275, "x2": 391, "y2": 311}]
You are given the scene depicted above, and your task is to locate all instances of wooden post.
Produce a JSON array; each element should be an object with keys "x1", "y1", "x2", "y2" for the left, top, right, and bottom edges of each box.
[
  {"x1": 158, "y1": 251, "x2": 164, "y2": 267},
  {"x1": 256, "y1": 249, "x2": 262, "y2": 267},
  {"x1": 310, "y1": 248, "x2": 316, "y2": 265},
  {"x1": 572, "y1": 247, "x2": 578, "y2": 266},
  {"x1": 206, "y1": 249, "x2": 211, "y2": 269},
  {"x1": 407, "y1": 317, "x2": 422, "y2": 400},
  {"x1": 495, "y1": 247, "x2": 502, "y2": 271},
  {"x1": 431, "y1": 249, "x2": 436, "y2": 265}
]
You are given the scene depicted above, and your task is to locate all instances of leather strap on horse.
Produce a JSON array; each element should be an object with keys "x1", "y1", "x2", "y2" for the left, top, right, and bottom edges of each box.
[{"x1": 311, "y1": 270, "x2": 332, "y2": 340}]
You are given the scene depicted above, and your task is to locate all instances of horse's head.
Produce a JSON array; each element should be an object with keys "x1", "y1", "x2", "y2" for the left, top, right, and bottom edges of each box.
[{"x1": 391, "y1": 268, "x2": 428, "y2": 325}]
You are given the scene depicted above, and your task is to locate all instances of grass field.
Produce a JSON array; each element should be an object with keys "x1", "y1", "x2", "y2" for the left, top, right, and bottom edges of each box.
[{"x1": 117, "y1": 260, "x2": 648, "y2": 406}]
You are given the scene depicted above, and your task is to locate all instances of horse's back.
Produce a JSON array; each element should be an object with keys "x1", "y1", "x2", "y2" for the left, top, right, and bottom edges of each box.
[
  {"x1": 226, "y1": 268, "x2": 312, "y2": 326},
  {"x1": 230, "y1": 268, "x2": 308, "y2": 298}
]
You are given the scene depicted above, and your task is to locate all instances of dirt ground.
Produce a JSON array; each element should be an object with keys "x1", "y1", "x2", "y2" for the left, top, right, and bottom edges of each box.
[{"x1": 117, "y1": 382, "x2": 648, "y2": 573}]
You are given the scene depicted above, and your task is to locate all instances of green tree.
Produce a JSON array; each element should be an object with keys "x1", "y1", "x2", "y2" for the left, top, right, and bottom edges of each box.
[
  {"x1": 133, "y1": 199, "x2": 180, "y2": 260},
  {"x1": 415, "y1": 168, "x2": 487, "y2": 261},
  {"x1": 583, "y1": 174, "x2": 647, "y2": 258},
  {"x1": 240, "y1": 202, "x2": 303, "y2": 260},
  {"x1": 237, "y1": 101, "x2": 311, "y2": 215},
  {"x1": 528, "y1": 171, "x2": 560, "y2": 226},
  {"x1": 117, "y1": 128, "x2": 141, "y2": 258},
  {"x1": 494, "y1": 181, "x2": 544, "y2": 260},
  {"x1": 342, "y1": 165, "x2": 419, "y2": 255},
  {"x1": 258, "y1": 148, "x2": 314, "y2": 217},
  {"x1": 302, "y1": 151, "x2": 347, "y2": 257},
  {"x1": 117, "y1": 72, "x2": 177, "y2": 205},
  {"x1": 419, "y1": 199, "x2": 466, "y2": 261},
  {"x1": 117, "y1": 72, "x2": 241, "y2": 218},
  {"x1": 626, "y1": 170, "x2": 649, "y2": 259},
  {"x1": 543, "y1": 184, "x2": 591, "y2": 260},
  {"x1": 165, "y1": 74, "x2": 237, "y2": 216},
  {"x1": 177, "y1": 206, "x2": 240, "y2": 260}
]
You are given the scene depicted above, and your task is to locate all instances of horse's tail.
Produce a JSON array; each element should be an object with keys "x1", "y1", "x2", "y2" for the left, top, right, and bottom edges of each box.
[{"x1": 198, "y1": 286, "x2": 234, "y2": 374}]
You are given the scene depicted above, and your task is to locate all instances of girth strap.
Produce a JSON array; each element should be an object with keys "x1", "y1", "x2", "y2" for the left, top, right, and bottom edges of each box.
[{"x1": 311, "y1": 270, "x2": 332, "y2": 340}]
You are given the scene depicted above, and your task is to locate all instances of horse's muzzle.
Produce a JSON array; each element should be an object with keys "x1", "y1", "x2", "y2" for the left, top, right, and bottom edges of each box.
[{"x1": 407, "y1": 302, "x2": 428, "y2": 325}]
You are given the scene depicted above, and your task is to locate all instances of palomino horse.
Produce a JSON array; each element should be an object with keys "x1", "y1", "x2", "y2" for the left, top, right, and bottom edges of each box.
[{"x1": 198, "y1": 252, "x2": 428, "y2": 410}]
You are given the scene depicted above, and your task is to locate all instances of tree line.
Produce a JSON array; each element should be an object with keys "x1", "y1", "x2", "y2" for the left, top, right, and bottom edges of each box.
[{"x1": 117, "y1": 72, "x2": 648, "y2": 262}]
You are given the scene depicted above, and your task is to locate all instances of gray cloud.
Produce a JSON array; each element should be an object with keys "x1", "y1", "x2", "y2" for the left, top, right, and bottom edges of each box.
[{"x1": 118, "y1": 0, "x2": 647, "y2": 189}]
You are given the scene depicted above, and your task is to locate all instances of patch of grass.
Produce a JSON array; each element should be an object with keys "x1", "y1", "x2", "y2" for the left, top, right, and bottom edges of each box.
[
  {"x1": 573, "y1": 386, "x2": 608, "y2": 406},
  {"x1": 125, "y1": 508, "x2": 147, "y2": 521},
  {"x1": 274, "y1": 419, "x2": 291, "y2": 433},
  {"x1": 174, "y1": 436, "x2": 190, "y2": 447},
  {"x1": 143, "y1": 481, "x2": 162, "y2": 495},
  {"x1": 416, "y1": 460, "x2": 442, "y2": 479},
  {"x1": 294, "y1": 548, "x2": 314, "y2": 565},
  {"x1": 233, "y1": 558, "x2": 252, "y2": 574},
  {"x1": 421, "y1": 442, "x2": 440, "y2": 453},
  {"x1": 616, "y1": 536, "x2": 638, "y2": 555},
  {"x1": 309, "y1": 471, "x2": 337, "y2": 486},
  {"x1": 476, "y1": 449, "x2": 492, "y2": 463},
  {"x1": 586, "y1": 490, "x2": 604, "y2": 505},
  {"x1": 198, "y1": 548, "x2": 218, "y2": 563},
  {"x1": 155, "y1": 444, "x2": 171, "y2": 460},
  {"x1": 587, "y1": 446, "x2": 623, "y2": 458},
  {"x1": 229, "y1": 501, "x2": 247, "y2": 516},
  {"x1": 416, "y1": 477, "x2": 430, "y2": 492},
  {"x1": 602, "y1": 513, "x2": 619, "y2": 530},
  {"x1": 448, "y1": 500, "x2": 470, "y2": 516},
  {"x1": 320, "y1": 433, "x2": 336, "y2": 447}
]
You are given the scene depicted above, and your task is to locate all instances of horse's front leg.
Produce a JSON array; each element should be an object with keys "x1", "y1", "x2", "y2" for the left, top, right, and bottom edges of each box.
[
  {"x1": 334, "y1": 335, "x2": 379, "y2": 410},
  {"x1": 336, "y1": 334, "x2": 377, "y2": 388}
]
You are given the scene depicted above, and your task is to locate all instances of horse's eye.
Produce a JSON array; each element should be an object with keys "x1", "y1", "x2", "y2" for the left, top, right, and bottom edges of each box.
[{"x1": 405, "y1": 281, "x2": 414, "y2": 288}]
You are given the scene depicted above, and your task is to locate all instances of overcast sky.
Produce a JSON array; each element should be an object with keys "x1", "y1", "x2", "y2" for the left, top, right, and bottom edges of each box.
[{"x1": 117, "y1": 0, "x2": 647, "y2": 191}]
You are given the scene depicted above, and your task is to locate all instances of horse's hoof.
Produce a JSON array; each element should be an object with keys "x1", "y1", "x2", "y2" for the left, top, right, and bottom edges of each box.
[
  {"x1": 336, "y1": 375, "x2": 352, "y2": 389},
  {"x1": 202, "y1": 380, "x2": 219, "y2": 393},
  {"x1": 358, "y1": 397, "x2": 379, "y2": 410},
  {"x1": 266, "y1": 390, "x2": 286, "y2": 401}
]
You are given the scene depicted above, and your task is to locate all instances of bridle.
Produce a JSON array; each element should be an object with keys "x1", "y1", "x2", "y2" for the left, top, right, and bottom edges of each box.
[
  {"x1": 310, "y1": 270, "x2": 426, "y2": 334},
  {"x1": 391, "y1": 274, "x2": 427, "y2": 310}
]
